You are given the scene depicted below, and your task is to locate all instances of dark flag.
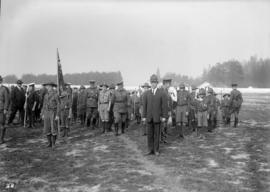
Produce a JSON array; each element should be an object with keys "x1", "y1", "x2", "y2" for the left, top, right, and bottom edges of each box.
[{"x1": 57, "y1": 48, "x2": 65, "y2": 96}]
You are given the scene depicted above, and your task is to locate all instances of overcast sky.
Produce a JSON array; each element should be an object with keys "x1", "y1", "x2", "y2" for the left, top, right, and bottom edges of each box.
[{"x1": 0, "y1": 0, "x2": 270, "y2": 85}]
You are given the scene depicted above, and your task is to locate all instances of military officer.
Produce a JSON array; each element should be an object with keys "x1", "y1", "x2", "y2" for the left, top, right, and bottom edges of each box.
[
  {"x1": 230, "y1": 83, "x2": 243, "y2": 127},
  {"x1": 176, "y1": 83, "x2": 191, "y2": 138},
  {"x1": 77, "y1": 85, "x2": 87, "y2": 125},
  {"x1": 85, "y1": 80, "x2": 99, "y2": 129},
  {"x1": 189, "y1": 85, "x2": 198, "y2": 132},
  {"x1": 221, "y1": 93, "x2": 231, "y2": 125},
  {"x1": 59, "y1": 90, "x2": 72, "y2": 137},
  {"x1": 205, "y1": 88, "x2": 216, "y2": 132},
  {"x1": 111, "y1": 81, "x2": 129, "y2": 136},
  {"x1": 197, "y1": 88, "x2": 208, "y2": 136},
  {"x1": 26, "y1": 83, "x2": 39, "y2": 128},
  {"x1": 98, "y1": 83, "x2": 111, "y2": 133},
  {"x1": 0, "y1": 76, "x2": 10, "y2": 144},
  {"x1": 41, "y1": 82, "x2": 59, "y2": 148}
]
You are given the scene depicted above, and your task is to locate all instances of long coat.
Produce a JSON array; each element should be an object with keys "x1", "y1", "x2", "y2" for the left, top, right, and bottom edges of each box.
[
  {"x1": 142, "y1": 88, "x2": 168, "y2": 123},
  {"x1": 11, "y1": 86, "x2": 25, "y2": 108}
]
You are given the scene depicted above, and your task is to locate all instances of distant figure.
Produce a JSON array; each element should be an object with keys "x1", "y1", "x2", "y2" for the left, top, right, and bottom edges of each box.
[
  {"x1": 108, "y1": 84, "x2": 116, "y2": 131},
  {"x1": 85, "y1": 80, "x2": 99, "y2": 129},
  {"x1": 26, "y1": 83, "x2": 39, "y2": 128},
  {"x1": 0, "y1": 76, "x2": 10, "y2": 144},
  {"x1": 72, "y1": 87, "x2": 78, "y2": 123},
  {"x1": 77, "y1": 85, "x2": 86, "y2": 125},
  {"x1": 98, "y1": 83, "x2": 111, "y2": 133},
  {"x1": 196, "y1": 88, "x2": 208, "y2": 136},
  {"x1": 142, "y1": 74, "x2": 168, "y2": 156},
  {"x1": 59, "y1": 90, "x2": 72, "y2": 137},
  {"x1": 189, "y1": 85, "x2": 198, "y2": 132},
  {"x1": 221, "y1": 93, "x2": 231, "y2": 125},
  {"x1": 140, "y1": 83, "x2": 151, "y2": 136},
  {"x1": 176, "y1": 83, "x2": 191, "y2": 138},
  {"x1": 230, "y1": 83, "x2": 243, "y2": 127},
  {"x1": 8, "y1": 80, "x2": 25, "y2": 126},
  {"x1": 205, "y1": 88, "x2": 217, "y2": 132}
]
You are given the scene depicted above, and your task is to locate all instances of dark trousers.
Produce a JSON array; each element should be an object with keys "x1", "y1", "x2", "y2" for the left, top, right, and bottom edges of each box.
[
  {"x1": 147, "y1": 121, "x2": 161, "y2": 153},
  {"x1": 27, "y1": 108, "x2": 35, "y2": 127},
  {"x1": 8, "y1": 105, "x2": 24, "y2": 125}
]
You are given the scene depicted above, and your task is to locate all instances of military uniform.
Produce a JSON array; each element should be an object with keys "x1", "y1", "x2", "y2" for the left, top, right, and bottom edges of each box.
[
  {"x1": 221, "y1": 94, "x2": 231, "y2": 125},
  {"x1": 230, "y1": 84, "x2": 243, "y2": 127},
  {"x1": 26, "y1": 84, "x2": 39, "y2": 128},
  {"x1": 197, "y1": 89, "x2": 208, "y2": 135},
  {"x1": 131, "y1": 92, "x2": 141, "y2": 124},
  {"x1": 176, "y1": 83, "x2": 190, "y2": 138},
  {"x1": 85, "y1": 82, "x2": 99, "y2": 129},
  {"x1": 0, "y1": 78, "x2": 10, "y2": 144},
  {"x1": 98, "y1": 85, "x2": 111, "y2": 133},
  {"x1": 108, "y1": 84, "x2": 116, "y2": 131},
  {"x1": 77, "y1": 86, "x2": 87, "y2": 125},
  {"x1": 72, "y1": 89, "x2": 78, "y2": 123},
  {"x1": 59, "y1": 90, "x2": 72, "y2": 137},
  {"x1": 189, "y1": 86, "x2": 198, "y2": 131},
  {"x1": 112, "y1": 82, "x2": 128, "y2": 135},
  {"x1": 41, "y1": 82, "x2": 59, "y2": 148},
  {"x1": 205, "y1": 88, "x2": 216, "y2": 132}
]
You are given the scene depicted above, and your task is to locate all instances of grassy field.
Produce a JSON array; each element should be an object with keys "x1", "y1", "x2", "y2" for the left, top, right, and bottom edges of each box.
[{"x1": 0, "y1": 93, "x2": 269, "y2": 192}]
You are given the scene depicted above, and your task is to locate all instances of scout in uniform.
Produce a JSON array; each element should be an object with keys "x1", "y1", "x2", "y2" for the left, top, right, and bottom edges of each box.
[
  {"x1": 221, "y1": 93, "x2": 231, "y2": 125},
  {"x1": 176, "y1": 83, "x2": 191, "y2": 138},
  {"x1": 0, "y1": 76, "x2": 10, "y2": 144},
  {"x1": 41, "y1": 82, "x2": 59, "y2": 148},
  {"x1": 131, "y1": 91, "x2": 141, "y2": 124},
  {"x1": 77, "y1": 85, "x2": 87, "y2": 125},
  {"x1": 98, "y1": 83, "x2": 111, "y2": 133},
  {"x1": 111, "y1": 81, "x2": 128, "y2": 136},
  {"x1": 196, "y1": 88, "x2": 208, "y2": 136},
  {"x1": 213, "y1": 92, "x2": 220, "y2": 128},
  {"x1": 230, "y1": 83, "x2": 243, "y2": 127},
  {"x1": 59, "y1": 90, "x2": 72, "y2": 137},
  {"x1": 205, "y1": 88, "x2": 216, "y2": 132},
  {"x1": 26, "y1": 83, "x2": 39, "y2": 128},
  {"x1": 140, "y1": 83, "x2": 151, "y2": 136},
  {"x1": 189, "y1": 85, "x2": 198, "y2": 132},
  {"x1": 85, "y1": 80, "x2": 99, "y2": 129}
]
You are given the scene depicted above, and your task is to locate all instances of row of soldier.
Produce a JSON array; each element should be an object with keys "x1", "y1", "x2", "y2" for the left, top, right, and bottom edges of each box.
[{"x1": 0, "y1": 74, "x2": 243, "y2": 155}]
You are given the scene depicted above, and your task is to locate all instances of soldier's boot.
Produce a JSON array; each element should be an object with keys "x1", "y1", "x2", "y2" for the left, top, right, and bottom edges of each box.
[
  {"x1": 102, "y1": 122, "x2": 106, "y2": 133},
  {"x1": 52, "y1": 135, "x2": 57, "y2": 149},
  {"x1": 208, "y1": 121, "x2": 213, "y2": 132},
  {"x1": 177, "y1": 124, "x2": 184, "y2": 138},
  {"x1": 121, "y1": 122, "x2": 125, "y2": 134},
  {"x1": 0, "y1": 127, "x2": 6, "y2": 144},
  {"x1": 234, "y1": 117, "x2": 238, "y2": 128},
  {"x1": 46, "y1": 135, "x2": 52, "y2": 148},
  {"x1": 114, "y1": 123, "x2": 119, "y2": 136},
  {"x1": 66, "y1": 127, "x2": 70, "y2": 137},
  {"x1": 192, "y1": 121, "x2": 197, "y2": 132}
]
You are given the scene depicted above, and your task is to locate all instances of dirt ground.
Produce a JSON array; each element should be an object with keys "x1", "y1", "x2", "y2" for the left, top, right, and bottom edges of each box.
[{"x1": 0, "y1": 93, "x2": 269, "y2": 192}]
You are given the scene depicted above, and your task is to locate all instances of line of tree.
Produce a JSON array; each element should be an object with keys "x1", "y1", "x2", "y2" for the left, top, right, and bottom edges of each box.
[
  {"x1": 163, "y1": 56, "x2": 270, "y2": 88},
  {"x1": 3, "y1": 71, "x2": 123, "y2": 86}
]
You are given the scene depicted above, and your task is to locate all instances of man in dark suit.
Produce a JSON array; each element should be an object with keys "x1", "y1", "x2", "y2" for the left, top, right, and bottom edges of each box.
[
  {"x1": 8, "y1": 80, "x2": 26, "y2": 126},
  {"x1": 142, "y1": 74, "x2": 168, "y2": 156}
]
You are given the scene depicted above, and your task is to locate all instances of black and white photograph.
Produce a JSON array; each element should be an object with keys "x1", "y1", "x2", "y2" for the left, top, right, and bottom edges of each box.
[{"x1": 0, "y1": 0, "x2": 270, "y2": 191}]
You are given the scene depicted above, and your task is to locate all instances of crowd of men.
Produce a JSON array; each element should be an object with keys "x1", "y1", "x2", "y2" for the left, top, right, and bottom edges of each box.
[{"x1": 0, "y1": 74, "x2": 243, "y2": 155}]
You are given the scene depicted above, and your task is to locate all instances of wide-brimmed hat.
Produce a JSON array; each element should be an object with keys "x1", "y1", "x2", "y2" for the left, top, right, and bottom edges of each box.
[
  {"x1": 223, "y1": 93, "x2": 230, "y2": 97},
  {"x1": 28, "y1": 82, "x2": 35, "y2": 87},
  {"x1": 162, "y1": 78, "x2": 172, "y2": 84},
  {"x1": 179, "y1": 83, "x2": 185, "y2": 88},
  {"x1": 109, "y1": 83, "x2": 116, "y2": 89},
  {"x1": 79, "y1": 85, "x2": 85, "y2": 89},
  {"x1": 89, "y1": 80, "x2": 96, "y2": 84},
  {"x1": 117, "y1": 81, "x2": 123, "y2": 86},
  {"x1": 142, "y1": 82, "x2": 151, "y2": 88},
  {"x1": 17, "y1": 80, "x2": 23, "y2": 84},
  {"x1": 208, "y1": 87, "x2": 214, "y2": 93},
  {"x1": 231, "y1": 83, "x2": 238, "y2": 87}
]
